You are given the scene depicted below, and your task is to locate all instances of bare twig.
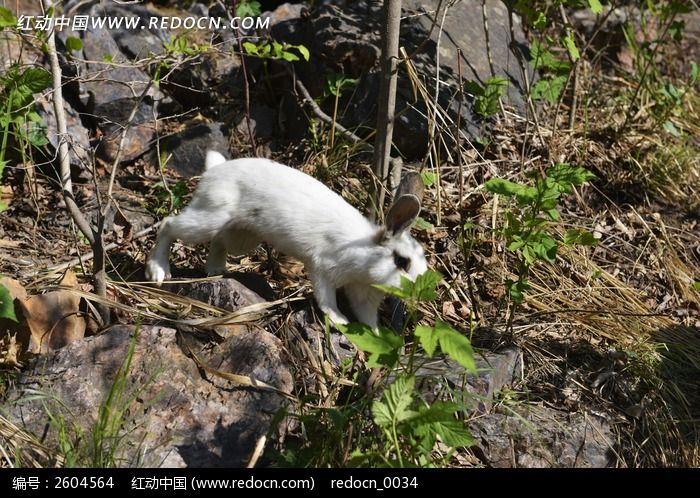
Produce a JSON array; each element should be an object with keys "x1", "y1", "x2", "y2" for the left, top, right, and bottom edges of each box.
[
  {"x1": 456, "y1": 48, "x2": 464, "y2": 207},
  {"x1": 293, "y1": 76, "x2": 371, "y2": 149},
  {"x1": 227, "y1": 0, "x2": 257, "y2": 152},
  {"x1": 41, "y1": 0, "x2": 95, "y2": 246}
]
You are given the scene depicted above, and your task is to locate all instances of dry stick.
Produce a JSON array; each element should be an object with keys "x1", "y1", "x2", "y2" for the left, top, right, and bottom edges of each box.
[
  {"x1": 551, "y1": 2, "x2": 622, "y2": 135},
  {"x1": 481, "y1": 0, "x2": 507, "y2": 118},
  {"x1": 428, "y1": 0, "x2": 452, "y2": 226},
  {"x1": 456, "y1": 48, "x2": 464, "y2": 207},
  {"x1": 41, "y1": 0, "x2": 110, "y2": 323},
  {"x1": 620, "y1": 10, "x2": 677, "y2": 136},
  {"x1": 370, "y1": 0, "x2": 402, "y2": 222},
  {"x1": 506, "y1": 4, "x2": 544, "y2": 170},
  {"x1": 228, "y1": 0, "x2": 256, "y2": 153},
  {"x1": 482, "y1": 0, "x2": 497, "y2": 79},
  {"x1": 293, "y1": 76, "x2": 371, "y2": 149},
  {"x1": 557, "y1": 4, "x2": 579, "y2": 132},
  {"x1": 42, "y1": 0, "x2": 94, "y2": 246}
]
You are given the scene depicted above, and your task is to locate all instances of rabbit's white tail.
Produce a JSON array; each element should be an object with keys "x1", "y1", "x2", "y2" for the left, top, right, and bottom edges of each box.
[{"x1": 205, "y1": 150, "x2": 227, "y2": 170}]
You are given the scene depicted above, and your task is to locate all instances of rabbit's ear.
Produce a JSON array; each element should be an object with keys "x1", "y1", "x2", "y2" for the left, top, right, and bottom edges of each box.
[
  {"x1": 394, "y1": 171, "x2": 424, "y2": 201},
  {"x1": 384, "y1": 172, "x2": 423, "y2": 236},
  {"x1": 385, "y1": 194, "x2": 420, "y2": 236}
]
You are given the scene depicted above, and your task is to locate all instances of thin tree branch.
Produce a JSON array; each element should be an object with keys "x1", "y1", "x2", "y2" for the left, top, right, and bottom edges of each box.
[{"x1": 42, "y1": 0, "x2": 95, "y2": 246}]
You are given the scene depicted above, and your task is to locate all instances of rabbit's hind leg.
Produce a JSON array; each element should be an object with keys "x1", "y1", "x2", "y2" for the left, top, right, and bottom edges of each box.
[
  {"x1": 146, "y1": 208, "x2": 230, "y2": 283},
  {"x1": 205, "y1": 228, "x2": 261, "y2": 275}
]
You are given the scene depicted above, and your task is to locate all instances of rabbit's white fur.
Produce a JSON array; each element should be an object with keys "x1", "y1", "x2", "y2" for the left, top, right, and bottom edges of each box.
[{"x1": 145, "y1": 153, "x2": 427, "y2": 328}]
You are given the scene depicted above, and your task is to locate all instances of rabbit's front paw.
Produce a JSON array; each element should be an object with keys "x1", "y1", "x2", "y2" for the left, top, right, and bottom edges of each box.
[
  {"x1": 145, "y1": 257, "x2": 170, "y2": 284},
  {"x1": 323, "y1": 308, "x2": 349, "y2": 326}
]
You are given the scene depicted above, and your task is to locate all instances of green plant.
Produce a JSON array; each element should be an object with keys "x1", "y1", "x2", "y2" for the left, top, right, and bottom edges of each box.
[
  {"x1": 91, "y1": 327, "x2": 140, "y2": 467},
  {"x1": 322, "y1": 73, "x2": 358, "y2": 148},
  {"x1": 513, "y1": 1, "x2": 603, "y2": 106},
  {"x1": 464, "y1": 76, "x2": 508, "y2": 117},
  {"x1": 236, "y1": 0, "x2": 262, "y2": 18},
  {"x1": 485, "y1": 164, "x2": 597, "y2": 330},
  {"x1": 277, "y1": 270, "x2": 477, "y2": 467},
  {"x1": 0, "y1": 63, "x2": 51, "y2": 187},
  {"x1": 147, "y1": 180, "x2": 188, "y2": 216},
  {"x1": 620, "y1": 1, "x2": 697, "y2": 135},
  {"x1": 28, "y1": 327, "x2": 147, "y2": 467},
  {"x1": 242, "y1": 40, "x2": 310, "y2": 63}
]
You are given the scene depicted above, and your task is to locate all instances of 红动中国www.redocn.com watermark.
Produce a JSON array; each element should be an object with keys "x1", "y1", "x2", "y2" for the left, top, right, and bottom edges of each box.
[{"x1": 16, "y1": 15, "x2": 270, "y2": 31}]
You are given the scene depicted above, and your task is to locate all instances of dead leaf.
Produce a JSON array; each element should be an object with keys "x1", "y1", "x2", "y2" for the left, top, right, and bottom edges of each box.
[
  {"x1": 113, "y1": 203, "x2": 133, "y2": 244},
  {"x1": 20, "y1": 270, "x2": 85, "y2": 353},
  {"x1": 0, "y1": 277, "x2": 31, "y2": 351},
  {"x1": 0, "y1": 184, "x2": 13, "y2": 208},
  {"x1": 0, "y1": 276, "x2": 27, "y2": 302}
]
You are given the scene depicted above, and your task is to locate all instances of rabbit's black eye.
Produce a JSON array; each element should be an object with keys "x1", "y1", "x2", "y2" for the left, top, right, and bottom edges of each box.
[{"x1": 393, "y1": 252, "x2": 411, "y2": 271}]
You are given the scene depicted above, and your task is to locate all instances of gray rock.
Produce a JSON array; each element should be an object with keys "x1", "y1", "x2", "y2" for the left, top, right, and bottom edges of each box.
[
  {"x1": 165, "y1": 274, "x2": 273, "y2": 313},
  {"x1": 273, "y1": 0, "x2": 529, "y2": 158},
  {"x1": 471, "y1": 405, "x2": 615, "y2": 468},
  {"x1": 35, "y1": 92, "x2": 92, "y2": 169},
  {"x1": 163, "y1": 123, "x2": 229, "y2": 177},
  {"x1": 6, "y1": 324, "x2": 292, "y2": 467},
  {"x1": 59, "y1": 1, "x2": 165, "y2": 163},
  {"x1": 236, "y1": 103, "x2": 277, "y2": 140},
  {"x1": 402, "y1": 348, "x2": 521, "y2": 410}
]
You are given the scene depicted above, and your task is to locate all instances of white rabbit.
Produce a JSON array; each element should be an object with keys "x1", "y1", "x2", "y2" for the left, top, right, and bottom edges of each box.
[{"x1": 145, "y1": 151, "x2": 427, "y2": 328}]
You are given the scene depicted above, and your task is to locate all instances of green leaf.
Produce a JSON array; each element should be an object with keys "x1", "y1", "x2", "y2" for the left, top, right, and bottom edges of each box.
[
  {"x1": 18, "y1": 68, "x2": 51, "y2": 94},
  {"x1": 588, "y1": 0, "x2": 603, "y2": 13},
  {"x1": 693, "y1": 281, "x2": 700, "y2": 292},
  {"x1": 507, "y1": 278, "x2": 530, "y2": 304},
  {"x1": 412, "y1": 402, "x2": 474, "y2": 448},
  {"x1": 0, "y1": 6, "x2": 17, "y2": 28},
  {"x1": 0, "y1": 283, "x2": 17, "y2": 322},
  {"x1": 415, "y1": 325, "x2": 439, "y2": 357},
  {"x1": 420, "y1": 171, "x2": 437, "y2": 187},
  {"x1": 336, "y1": 323, "x2": 403, "y2": 368},
  {"x1": 242, "y1": 42, "x2": 258, "y2": 55},
  {"x1": 435, "y1": 321, "x2": 476, "y2": 373},
  {"x1": 562, "y1": 34, "x2": 580, "y2": 62},
  {"x1": 236, "y1": 0, "x2": 262, "y2": 18},
  {"x1": 412, "y1": 270, "x2": 442, "y2": 302},
  {"x1": 65, "y1": 36, "x2": 83, "y2": 54},
  {"x1": 372, "y1": 375, "x2": 415, "y2": 428},
  {"x1": 531, "y1": 75, "x2": 567, "y2": 104},
  {"x1": 296, "y1": 44, "x2": 310, "y2": 62},
  {"x1": 530, "y1": 40, "x2": 571, "y2": 73},
  {"x1": 414, "y1": 216, "x2": 434, "y2": 230},
  {"x1": 533, "y1": 11, "x2": 547, "y2": 30},
  {"x1": 377, "y1": 271, "x2": 442, "y2": 302},
  {"x1": 532, "y1": 233, "x2": 558, "y2": 263},
  {"x1": 463, "y1": 80, "x2": 484, "y2": 97},
  {"x1": 484, "y1": 178, "x2": 525, "y2": 198},
  {"x1": 281, "y1": 51, "x2": 300, "y2": 62},
  {"x1": 563, "y1": 229, "x2": 598, "y2": 246},
  {"x1": 546, "y1": 163, "x2": 596, "y2": 190},
  {"x1": 668, "y1": 20, "x2": 685, "y2": 42}
]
